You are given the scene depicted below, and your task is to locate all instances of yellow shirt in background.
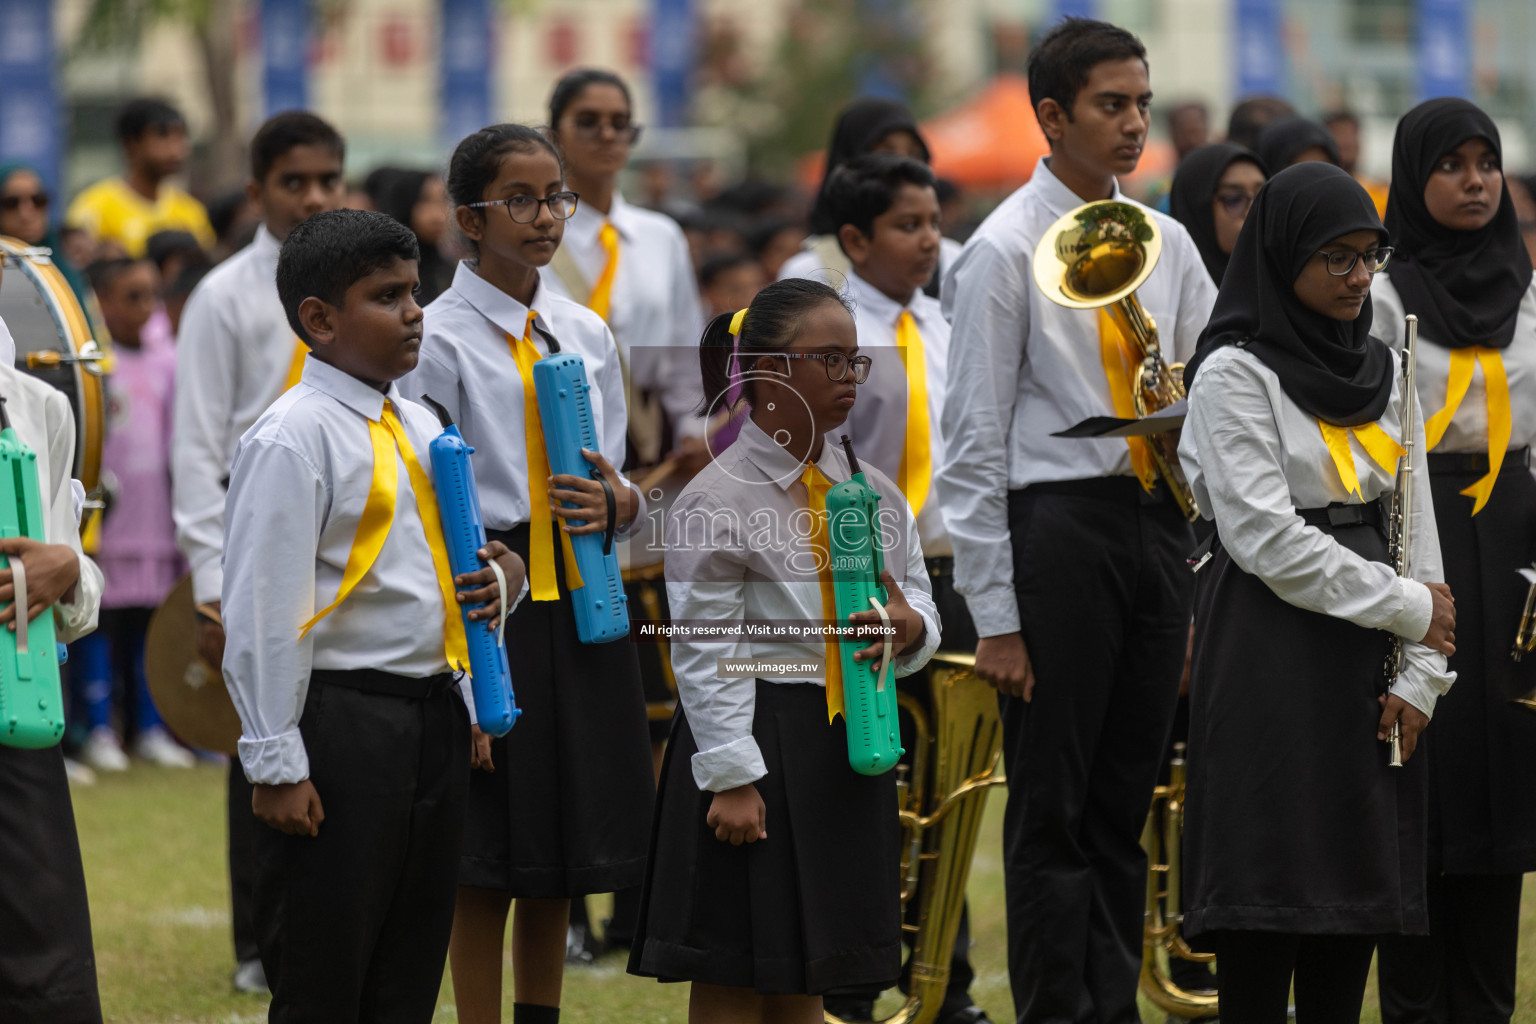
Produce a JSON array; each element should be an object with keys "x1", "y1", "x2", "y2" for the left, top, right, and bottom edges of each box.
[{"x1": 65, "y1": 177, "x2": 215, "y2": 258}]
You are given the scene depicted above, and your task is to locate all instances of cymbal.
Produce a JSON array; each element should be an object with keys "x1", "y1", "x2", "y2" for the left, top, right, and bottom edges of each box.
[{"x1": 145, "y1": 575, "x2": 241, "y2": 756}]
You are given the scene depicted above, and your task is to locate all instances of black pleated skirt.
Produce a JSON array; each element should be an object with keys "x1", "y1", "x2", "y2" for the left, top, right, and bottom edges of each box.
[
  {"x1": 1183, "y1": 511, "x2": 1429, "y2": 938},
  {"x1": 628, "y1": 681, "x2": 902, "y2": 994},
  {"x1": 458, "y1": 524, "x2": 655, "y2": 897},
  {"x1": 0, "y1": 744, "x2": 103, "y2": 1023},
  {"x1": 1423, "y1": 456, "x2": 1536, "y2": 874}
]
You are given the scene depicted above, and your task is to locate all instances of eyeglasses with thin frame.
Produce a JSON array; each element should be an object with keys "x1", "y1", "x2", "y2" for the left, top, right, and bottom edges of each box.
[
  {"x1": 760, "y1": 351, "x2": 872, "y2": 385},
  {"x1": 467, "y1": 192, "x2": 580, "y2": 224},
  {"x1": 1213, "y1": 190, "x2": 1258, "y2": 217},
  {"x1": 567, "y1": 113, "x2": 643, "y2": 144},
  {"x1": 1315, "y1": 246, "x2": 1394, "y2": 277},
  {"x1": 0, "y1": 192, "x2": 49, "y2": 212}
]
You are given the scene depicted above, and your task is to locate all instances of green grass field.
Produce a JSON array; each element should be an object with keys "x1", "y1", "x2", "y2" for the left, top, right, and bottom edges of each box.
[{"x1": 73, "y1": 763, "x2": 1536, "y2": 1023}]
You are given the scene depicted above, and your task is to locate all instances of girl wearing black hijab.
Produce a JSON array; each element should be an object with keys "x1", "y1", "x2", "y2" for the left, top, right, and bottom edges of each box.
[
  {"x1": 378, "y1": 169, "x2": 456, "y2": 305},
  {"x1": 1370, "y1": 97, "x2": 1536, "y2": 1024},
  {"x1": 1254, "y1": 116, "x2": 1342, "y2": 173},
  {"x1": 1169, "y1": 143, "x2": 1268, "y2": 284},
  {"x1": 779, "y1": 98, "x2": 960, "y2": 289},
  {"x1": 1178, "y1": 162, "x2": 1457, "y2": 1022}
]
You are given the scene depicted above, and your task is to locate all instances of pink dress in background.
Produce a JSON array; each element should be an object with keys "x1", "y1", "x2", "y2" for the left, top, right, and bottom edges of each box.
[{"x1": 98, "y1": 316, "x2": 184, "y2": 610}]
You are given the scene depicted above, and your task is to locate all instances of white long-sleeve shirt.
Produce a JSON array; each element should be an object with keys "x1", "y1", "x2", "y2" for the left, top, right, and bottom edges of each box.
[
  {"x1": 1371, "y1": 276, "x2": 1536, "y2": 456},
  {"x1": 540, "y1": 191, "x2": 706, "y2": 438},
  {"x1": 1179, "y1": 344, "x2": 1454, "y2": 717},
  {"x1": 663, "y1": 417, "x2": 941, "y2": 792},
  {"x1": 401, "y1": 261, "x2": 643, "y2": 533},
  {"x1": 840, "y1": 269, "x2": 952, "y2": 555},
  {"x1": 938, "y1": 157, "x2": 1218, "y2": 638},
  {"x1": 222, "y1": 358, "x2": 461, "y2": 786},
  {"x1": 0, "y1": 362, "x2": 103, "y2": 642},
  {"x1": 172, "y1": 225, "x2": 298, "y2": 604}
]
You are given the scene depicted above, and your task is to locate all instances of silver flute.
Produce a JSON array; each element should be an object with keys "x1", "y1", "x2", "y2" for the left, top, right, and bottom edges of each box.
[{"x1": 1382, "y1": 314, "x2": 1419, "y2": 768}]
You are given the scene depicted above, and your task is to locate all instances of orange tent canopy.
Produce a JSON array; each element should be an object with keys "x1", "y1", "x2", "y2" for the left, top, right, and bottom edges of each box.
[{"x1": 920, "y1": 74, "x2": 1050, "y2": 190}]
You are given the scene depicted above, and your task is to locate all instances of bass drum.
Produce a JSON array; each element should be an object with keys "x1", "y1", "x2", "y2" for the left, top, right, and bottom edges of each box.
[{"x1": 0, "y1": 236, "x2": 110, "y2": 540}]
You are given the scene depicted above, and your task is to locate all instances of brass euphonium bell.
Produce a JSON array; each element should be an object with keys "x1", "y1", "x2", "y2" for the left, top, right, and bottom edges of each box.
[{"x1": 1031, "y1": 201, "x2": 1200, "y2": 521}]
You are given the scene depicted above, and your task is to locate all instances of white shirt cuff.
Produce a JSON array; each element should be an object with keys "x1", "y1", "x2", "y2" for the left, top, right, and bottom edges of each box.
[
  {"x1": 966, "y1": 586, "x2": 1022, "y2": 638},
  {"x1": 893, "y1": 609, "x2": 941, "y2": 678},
  {"x1": 1393, "y1": 578, "x2": 1434, "y2": 645},
  {"x1": 238, "y1": 729, "x2": 311, "y2": 785},
  {"x1": 690, "y1": 735, "x2": 768, "y2": 793},
  {"x1": 194, "y1": 557, "x2": 225, "y2": 607}
]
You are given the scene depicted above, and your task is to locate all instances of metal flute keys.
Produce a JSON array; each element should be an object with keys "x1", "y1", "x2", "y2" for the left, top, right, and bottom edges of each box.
[{"x1": 1382, "y1": 314, "x2": 1420, "y2": 768}]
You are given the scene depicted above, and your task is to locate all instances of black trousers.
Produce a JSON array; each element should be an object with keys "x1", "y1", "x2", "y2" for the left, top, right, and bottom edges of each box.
[
  {"x1": 228, "y1": 764, "x2": 264, "y2": 964},
  {"x1": 1377, "y1": 873, "x2": 1524, "y2": 1024},
  {"x1": 1209, "y1": 931, "x2": 1376, "y2": 1024},
  {"x1": 1000, "y1": 481, "x2": 1192, "y2": 1024},
  {"x1": 255, "y1": 669, "x2": 469, "y2": 1024}
]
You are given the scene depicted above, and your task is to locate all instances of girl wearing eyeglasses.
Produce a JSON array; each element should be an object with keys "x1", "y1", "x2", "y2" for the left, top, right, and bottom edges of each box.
[
  {"x1": 1177, "y1": 162, "x2": 1456, "y2": 1022},
  {"x1": 0, "y1": 161, "x2": 91, "y2": 307},
  {"x1": 627, "y1": 278, "x2": 940, "y2": 1023},
  {"x1": 1371, "y1": 98, "x2": 1536, "y2": 1024},
  {"x1": 1169, "y1": 144, "x2": 1269, "y2": 285},
  {"x1": 400, "y1": 123, "x2": 654, "y2": 1024}
]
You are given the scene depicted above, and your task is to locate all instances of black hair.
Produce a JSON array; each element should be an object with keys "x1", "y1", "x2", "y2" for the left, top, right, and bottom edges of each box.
[
  {"x1": 249, "y1": 111, "x2": 345, "y2": 183},
  {"x1": 699, "y1": 250, "x2": 759, "y2": 289},
  {"x1": 1322, "y1": 109, "x2": 1359, "y2": 129},
  {"x1": 145, "y1": 230, "x2": 203, "y2": 274},
  {"x1": 275, "y1": 209, "x2": 420, "y2": 345},
  {"x1": 821, "y1": 154, "x2": 936, "y2": 253},
  {"x1": 548, "y1": 69, "x2": 632, "y2": 128},
  {"x1": 1026, "y1": 18, "x2": 1147, "y2": 124},
  {"x1": 364, "y1": 165, "x2": 407, "y2": 208},
  {"x1": 115, "y1": 98, "x2": 184, "y2": 144},
  {"x1": 934, "y1": 176, "x2": 960, "y2": 205},
  {"x1": 85, "y1": 257, "x2": 144, "y2": 295},
  {"x1": 698, "y1": 278, "x2": 851, "y2": 413},
  {"x1": 167, "y1": 259, "x2": 211, "y2": 301},
  {"x1": 445, "y1": 124, "x2": 564, "y2": 251},
  {"x1": 745, "y1": 217, "x2": 800, "y2": 259},
  {"x1": 205, "y1": 188, "x2": 250, "y2": 241},
  {"x1": 1226, "y1": 95, "x2": 1296, "y2": 150}
]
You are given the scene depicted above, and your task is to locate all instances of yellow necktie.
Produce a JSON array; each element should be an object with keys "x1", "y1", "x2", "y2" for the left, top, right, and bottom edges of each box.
[
  {"x1": 1421, "y1": 347, "x2": 1512, "y2": 515},
  {"x1": 588, "y1": 221, "x2": 621, "y2": 323},
  {"x1": 1318, "y1": 420, "x2": 1406, "y2": 500},
  {"x1": 505, "y1": 313, "x2": 584, "y2": 601},
  {"x1": 284, "y1": 336, "x2": 309, "y2": 391},
  {"x1": 800, "y1": 462, "x2": 845, "y2": 724},
  {"x1": 895, "y1": 311, "x2": 932, "y2": 516},
  {"x1": 299, "y1": 401, "x2": 469, "y2": 672},
  {"x1": 1097, "y1": 308, "x2": 1157, "y2": 491}
]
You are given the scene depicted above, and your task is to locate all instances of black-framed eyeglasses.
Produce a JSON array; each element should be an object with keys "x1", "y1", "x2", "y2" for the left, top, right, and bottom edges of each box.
[
  {"x1": 467, "y1": 191, "x2": 580, "y2": 224},
  {"x1": 1315, "y1": 246, "x2": 1394, "y2": 277},
  {"x1": 567, "y1": 113, "x2": 643, "y2": 144},
  {"x1": 1213, "y1": 190, "x2": 1258, "y2": 217},
  {"x1": 763, "y1": 351, "x2": 872, "y2": 384},
  {"x1": 0, "y1": 192, "x2": 49, "y2": 212}
]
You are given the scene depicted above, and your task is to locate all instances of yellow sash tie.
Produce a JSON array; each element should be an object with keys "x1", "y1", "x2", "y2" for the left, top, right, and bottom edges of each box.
[
  {"x1": 283, "y1": 337, "x2": 309, "y2": 391},
  {"x1": 1422, "y1": 347, "x2": 1512, "y2": 515},
  {"x1": 800, "y1": 462, "x2": 845, "y2": 724},
  {"x1": 1318, "y1": 420, "x2": 1406, "y2": 500},
  {"x1": 588, "y1": 221, "x2": 621, "y2": 324},
  {"x1": 895, "y1": 311, "x2": 932, "y2": 517},
  {"x1": 505, "y1": 313, "x2": 584, "y2": 601},
  {"x1": 1097, "y1": 309, "x2": 1157, "y2": 491},
  {"x1": 298, "y1": 402, "x2": 469, "y2": 671}
]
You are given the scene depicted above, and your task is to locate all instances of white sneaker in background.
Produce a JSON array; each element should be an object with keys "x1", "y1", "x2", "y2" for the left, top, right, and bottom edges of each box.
[
  {"x1": 81, "y1": 726, "x2": 130, "y2": 772},
  {"x1": 63, "y1": 757, "x2": 98, "y2": 786},
  {"x1": 232, "y1": 957, "x2": 269, "y2": 994},
  {"x1": 134, "y1": 726, "x2": 196, "y2": 768}
]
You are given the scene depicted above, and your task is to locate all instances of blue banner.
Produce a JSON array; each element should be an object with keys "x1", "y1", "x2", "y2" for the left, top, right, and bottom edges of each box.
[
  {"x1": 441, "y1": 0, "x2": 494, "y2": 145},
  {"x1": 651, "y1": 0, "x2": 695, "y2": 128},
  {"x1": 0, "y1": 0, "x2": 62, "y2": 202},
  {"x1": 1233, "y1": 0, "x2": 1285, "y2": 98},
  {"x1": 1053, "y1": 0, "x2": 1097, "y2": 18},
  {"x1": 262, "y1": 0, "x2": 310, "y2": 116},
  {"x1": 1417, "y1": 0, "x2": 1471, "y2": 101}
]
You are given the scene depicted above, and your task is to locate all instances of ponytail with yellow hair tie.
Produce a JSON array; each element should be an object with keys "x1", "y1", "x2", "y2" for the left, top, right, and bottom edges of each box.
[{"x1": 729, "y1": 307, "x2": 748, "y2": 338}]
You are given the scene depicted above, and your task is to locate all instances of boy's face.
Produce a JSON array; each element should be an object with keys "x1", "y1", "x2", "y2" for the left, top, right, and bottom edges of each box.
[
  {"x1": 1039, "y1": 57, "x2": 1151, "y2": 181},
  {"x1": 841, "y1": 183, "x2": 942, "y2": 301},
  {"x1": 300, "y1": 257, "x2": 423, "y2": 388},
  {"x1": 125, "y1": 122, "x2": 189, "y2": 181},
  {"x1": 251, "y1": 144, "x2": 347, "y2": 243},
  {"x1": 97, "y1": 262, "x2": 160, "y2": 346}
]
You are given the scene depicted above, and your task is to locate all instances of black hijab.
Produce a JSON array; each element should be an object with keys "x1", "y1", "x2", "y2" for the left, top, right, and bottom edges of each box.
[
  {"x1": 1254, "y1": 117, "x2": 1342, "y2": 173},
  {"x1": 1383, "y1": 97, "x2": 1532, "y2": 350},
  {"x1": 379, "y1": 170, "x2": 455, "y2": 305},
  {"x1": 1186, "y1": 162, "x2": 1395, "y2": 427},
  {"x1": 1170, "y1": 143, "x2": 1268, "y2": 285},
  {"x1": 808, "y1": 98, "x2": 930, "y2": 235}
]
